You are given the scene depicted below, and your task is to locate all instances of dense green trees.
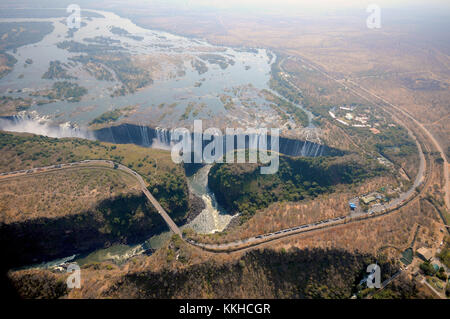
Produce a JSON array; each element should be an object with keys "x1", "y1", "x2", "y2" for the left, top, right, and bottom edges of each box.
[
  {"x1": 96, "y1": 194, "x2": 168, "y2": 241},
  {"x1": 0, "y1": 132, "x2": 191, "y2": 267},
  {"x1": 209, "y1": 154, "x2": 386, "y2": 222},
  {"x1": 419, "y1": 261, "x2": 436, "y2": 276},
  {"x1": 90, "y1": 109, "x2": 122, "y2": 125},
  {"x1": 34, "y1": 81, "x2": 88, "y2": 102},
  {"x1": 42, "y1": 61, "x2": 77, "y2": 80},
  {"x1": 269, "y1": 61, "x2": 303, "y2": 105},
  {"x1": 375, "y1": 126, "x2": 417, "y2": 158},
  {"x1": 152, "y1": 172, "x2": 189, "y2": 224},
  {"x1": 10, "y1": 271, "x2": 67, "y2": 299},
  {"x1": 0, "y1": 132, "x2": 190, "y2": 225},
  {"x1": 437, "y1": 236, "x2": 450, "y2": 268}
]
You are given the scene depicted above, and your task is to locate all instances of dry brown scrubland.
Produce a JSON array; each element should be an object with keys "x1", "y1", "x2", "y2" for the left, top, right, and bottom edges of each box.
[
  {"x1": 280, "y1": 57, "x2": 421, "y2": 179},
  {"x1": 126, "y1": 9, "x2": 449, "y2": 159},
  {"x1": 11, "y1": 237, "x2": 244, "y2": 299},
  {"x1": 8, "y1": 147, "x2": 444, "y2": 298},
  {"x1": 282, "y1": 58, "x2": 369, "y2": 107},
  {"x1": 6, "y1": 7, "x2": 449, "y2": 298},
  {"x1": 354, "y1": 75, "x2": 450, "y2": 160},
  {"x1": 269, "y1": 145, "x2": 448, "y2": 258},
  {"x1": 44, "y1": 131, "x2": 446, "y2": 298},
  {"x1": 320, "y1": 121, "x2": 361, "y2": 152},
  {"x1": 0, "y1": 167, "x2": 141, "y2": 224},
  {"x1": 189, "y1": 176, "x2": 397, "y2": 244},
  {"x1": 9, "y1": 190, "x2": 443, "y2": 299},
  {"x1": 270, "y1": 199, "x2": 444, "y2": 259}
]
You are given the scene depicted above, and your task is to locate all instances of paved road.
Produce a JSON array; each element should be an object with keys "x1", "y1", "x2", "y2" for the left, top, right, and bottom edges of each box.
[
  {"x1": 346, "y1": 79, "x2": 449, "y2": 213},
  {"x1": 115, "y1": 163, "x2": 182, "y2": 237},
  {"x1": 282, "y1": 54, "x2": 446, "y2": 212},
  {"x1": 183, "y1": 57, "x2": 430, "y2": 252},
  {"x1": 0, "y1": 159, "x2": 385, "y2": 252},
  {"x1": 0, "y1": 141, "x2": 428, "y2": 253},
  {"x1": 0, "y1": 159, "x2": 183, "y2": 237},
  {"x1": 421, "y1": 277, "x2": 446, "y2": 299},
  {"x1": 0, "y1": 98, "x2": 430, "y2": 253},
  {"x1": 365, "y1": 270, "x2": 403, "y2": 299},
  {"x1": 0, "y1": 84, "x2": 431, "y2": 254}
]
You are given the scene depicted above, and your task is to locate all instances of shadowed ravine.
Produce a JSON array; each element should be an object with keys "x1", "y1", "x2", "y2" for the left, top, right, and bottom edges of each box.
[
  {"x1": 94, "y1": 123, "x2": 341, "y2": 158},
  {"x1": 0, "y1": 116, "x2": 342, "y2": 158}
]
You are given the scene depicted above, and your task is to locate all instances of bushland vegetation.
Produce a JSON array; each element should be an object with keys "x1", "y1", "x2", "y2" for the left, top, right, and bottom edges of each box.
[{"x1": 209, "y1": 154, "x2": 386, "y2": 222}]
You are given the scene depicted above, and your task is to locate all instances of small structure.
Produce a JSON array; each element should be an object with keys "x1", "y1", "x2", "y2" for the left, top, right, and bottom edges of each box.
[
  {"x1": 370, "y1": 127, "x2": 380, "y2": 134},
  {"x1": 345, "y1": 113, "x2": 354, "y2": 121},
  {"x1": 416, "y1": 247, "x2": 433, "y2": 262},
  {"x1": 361, "y1": 195, "x2": 376, "y2": 205},
  {"x1": 336, "y1": 119, "x2": 349, "y2": 126},
  {"x1": 350, "y1": 203, "x2": 357, "y2": 211},
  {"x1": 355, "y1": 116, "x2": 368, "y2": 124}
]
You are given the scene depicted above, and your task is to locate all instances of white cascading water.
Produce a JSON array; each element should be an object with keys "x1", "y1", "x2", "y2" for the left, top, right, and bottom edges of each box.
[
  {"x1": 297, "y1": 140, "x2": 324, "y2": 157},
  {"x1": 248, "y1": 133, "x2": 259, "y2": 151},
  {"x1": 151, "y1": 127, "x2": 172, "y2": 150},
  {"x1": 0, "y1": 111, "x2": 94, "y2": 140},
  {"x1": 140, "y1": 125, "x2": 151, "y2": 147},
  {"x1": 185, "y1": 165, "x2": 236, "y2": 234}
]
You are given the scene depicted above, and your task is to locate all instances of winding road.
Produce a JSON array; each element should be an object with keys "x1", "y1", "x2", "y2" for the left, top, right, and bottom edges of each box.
[
  {"x1": 0, "y1": 159, "x2": 183, "y2": 236},
  {"x1": 1, "y1": 55, "x2": 444, "y2": 253},
  {"x1": 0, "y1": 133, "x2": 428, "y2": 254},
  {"x1": 284, "y1": 55, "x2": 448, "y2": 212}
]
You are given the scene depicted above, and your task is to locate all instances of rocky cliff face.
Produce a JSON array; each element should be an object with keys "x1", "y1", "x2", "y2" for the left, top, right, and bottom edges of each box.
[
  {"x1": 207, "y1": 154, "x2": 384, "y2": 221},
  {"x1": 0, "y1": 117, "x2": 343, "y2": 158},
  {"x1": 101, "y1": 248, "x2": 397, "y2": 299},
  {"x1": 0, "y1": 194, "x2": 169, "y2": 269},
  {"x1": 94, "y1": 123, "x2": 343, "y2": 158}
]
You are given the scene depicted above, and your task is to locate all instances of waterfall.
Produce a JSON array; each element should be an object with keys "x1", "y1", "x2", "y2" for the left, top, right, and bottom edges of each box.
[
  {"x1": 159, "y1": 128, "x2": 171, "y2": 146},
  {"x1": 185, "y1": 165, "x2": 235, "y2": 234},
  {"x1": 1, "y1": 118, "x2": 340, "y2": 158},
  {"x1": 151, "y1": 127, "x2": 172, "y2": 150},
  {"x1": 107, "y1": 126, "x2": 116, "y2": 144},
  {"x1": 140, "y1": 125, "x2": 151, "y2": 147},
  {"x1": 292, "y1": 140, "x2": 302, "y2": 156},
  {"x1": 248, "y1": 133, "x2": 259, "y2": 151},
  {"x1": 276, "y1": 138, "x2": 332, "y2": 158},
  {"x1": 93, "y1": 124, "x2": 342, "y2": 158},
  {"x1": 0, "y1": 112, "x2": 93, "y2": 140},
  {"x1": 299, "y1": 141, "x2": 308, "y2": 157}
]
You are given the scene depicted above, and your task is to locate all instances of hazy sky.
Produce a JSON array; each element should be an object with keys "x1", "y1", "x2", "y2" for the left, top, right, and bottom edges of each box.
[
  {"x1": 3, "y1": 0, "x2": 449, "y2": 16},
  {"x1": 142, "y1": 0, "x2": 450, "y2": 11},
  {"x1": 1, "y1": 0, "x2": 448, "y2": 22}
]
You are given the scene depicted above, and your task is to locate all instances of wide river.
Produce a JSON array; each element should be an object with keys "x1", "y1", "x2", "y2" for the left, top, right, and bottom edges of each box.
[
  {"x1": 1, "y1": 8, "x2": 314, "y2": 269},
  {"x1": 0, "y1": 9, "x2": 278, "y2": 128},
  {"x1": 16, "y1": 163, "x2": 234, "y2": 270}
]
